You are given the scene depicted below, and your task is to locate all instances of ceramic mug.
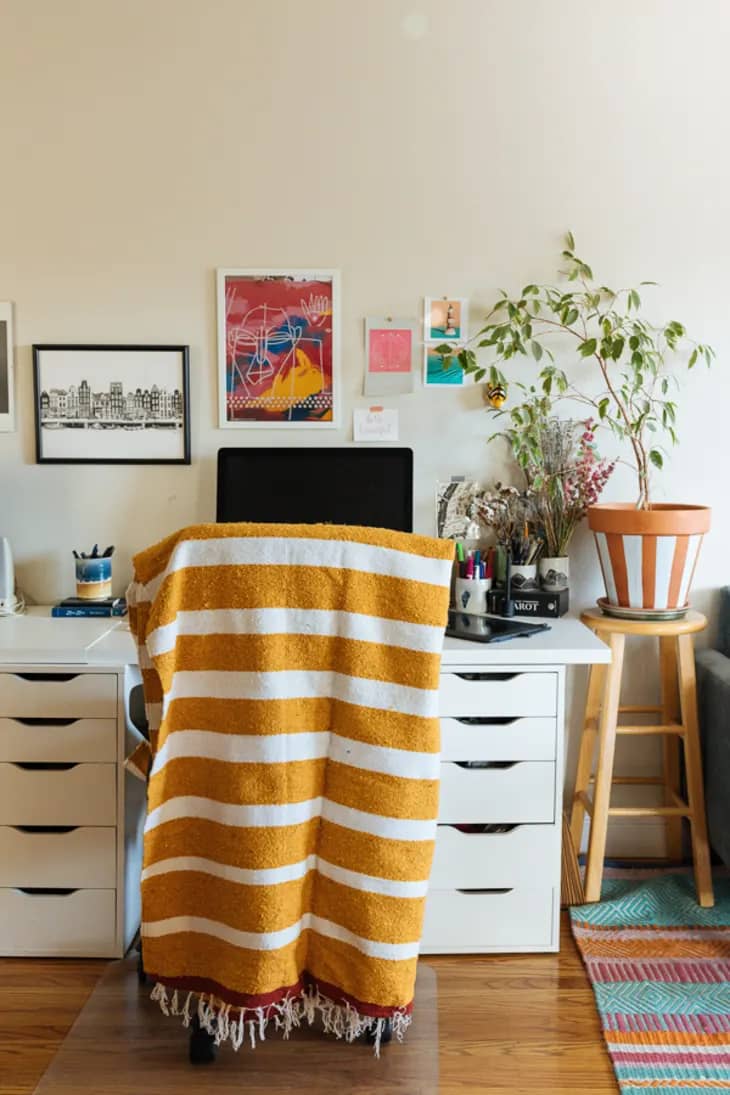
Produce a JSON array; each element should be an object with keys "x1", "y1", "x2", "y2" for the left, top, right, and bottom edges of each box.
[
  {"x1": 539, "y1": 556, "x2": 569, "y2": 592},
  {"x1": 75, "y1": 556, "x2": 112, "y2": 600},
  {"x1": 509, "y1": 563, "x2": 538, "y2": 591},
  {"x1": 454, "y1": 577, "x2": 492, "y2": 614}
]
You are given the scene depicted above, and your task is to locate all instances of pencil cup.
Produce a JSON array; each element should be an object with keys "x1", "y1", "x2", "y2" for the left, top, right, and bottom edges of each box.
[
  {"x1": 75, "y1": 556, "x2": 112, "y2": 600},
  {"x1": 454, "y1": 577, "x2": 492, "y2": 614},
  {"x1": 509, "y1": 564, "x2": 538, "y2": 591}
]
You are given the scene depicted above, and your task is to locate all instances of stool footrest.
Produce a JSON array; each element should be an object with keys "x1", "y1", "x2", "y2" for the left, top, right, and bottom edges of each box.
[
  {"x1": 608, "y1": 805, "x2": 690, "y2": 818},
  {"x1": 588, "y1": 775, "x2": 665, "y2": 786},
  {"x1": 617, "y1": 723, "x2": 685, "y2": 736},
  {"x1": 619, "y1": 704, "x2": 663, "y2": 714}
]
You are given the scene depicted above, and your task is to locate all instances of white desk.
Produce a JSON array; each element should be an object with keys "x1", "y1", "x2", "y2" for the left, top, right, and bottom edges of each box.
[{"x1": 0, "y1": 610, "x2": 609, "y2": 956}]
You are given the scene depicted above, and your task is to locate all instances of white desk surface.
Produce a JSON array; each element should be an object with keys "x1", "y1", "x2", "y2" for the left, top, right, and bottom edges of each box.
[{"x1": 0, "y1": 608, "x2": 609, "y2": 667}]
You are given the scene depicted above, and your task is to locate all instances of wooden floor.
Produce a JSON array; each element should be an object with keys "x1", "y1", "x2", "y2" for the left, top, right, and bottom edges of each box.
[{"x1": 0, "y1": 915, "x2": 616, "y2": 1095}]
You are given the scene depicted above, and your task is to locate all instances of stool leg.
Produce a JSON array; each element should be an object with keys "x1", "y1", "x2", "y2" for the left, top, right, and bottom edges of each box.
[
  {"x1": 584, "y1": 632, "x2": 625, "y2": 903},
  {"x1": 660, "y1": 636, "x2": 683, "y2": 860},
  {"x1": 570, "y1": 662, "x2": 606, "y2": 851},
  {"x1": 676, "y1": 633, "x2": 714, "y2": 908}
]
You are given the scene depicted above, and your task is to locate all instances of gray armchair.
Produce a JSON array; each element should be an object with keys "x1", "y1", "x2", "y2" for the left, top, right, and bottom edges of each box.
[{"x1": 696, "y1": 588, "x2": 730, "y2": 867}]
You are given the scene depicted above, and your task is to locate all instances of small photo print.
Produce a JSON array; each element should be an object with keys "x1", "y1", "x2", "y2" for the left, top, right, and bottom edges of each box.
[
  {"x1": 424, "y1": 345, "x2": 464, "y2": 386},
  {"x1": 424, "y1": 297, "x2": 467, "y2": 342}
]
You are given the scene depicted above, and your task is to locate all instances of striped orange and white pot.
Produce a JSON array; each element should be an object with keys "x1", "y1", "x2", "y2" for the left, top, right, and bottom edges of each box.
[{"x1": 587, "y1": 503, "x2": 711, "y2": 613}]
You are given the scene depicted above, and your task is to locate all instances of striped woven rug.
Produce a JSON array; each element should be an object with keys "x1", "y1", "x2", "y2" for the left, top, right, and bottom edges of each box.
[{"x1": 570, "y1": 870, "x2": 730, "y2": 1093}]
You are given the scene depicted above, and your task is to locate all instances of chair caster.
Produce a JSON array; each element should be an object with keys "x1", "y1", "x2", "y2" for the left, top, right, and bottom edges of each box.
[
  {"x1": 136, "y1": 953, "x2": 148, "y2": 985},
  {"x1": 366, "y1": 1018, "x2": 393, "y2": 1047},
  {"x1": 189, "y1": 1016, "x2": 217, "y2": 1065}
]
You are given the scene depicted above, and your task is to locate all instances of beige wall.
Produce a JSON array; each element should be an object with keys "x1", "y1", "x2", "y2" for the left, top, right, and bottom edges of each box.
[{"x1": 1, "y1": 0, "x2": 728, "y2": 820}]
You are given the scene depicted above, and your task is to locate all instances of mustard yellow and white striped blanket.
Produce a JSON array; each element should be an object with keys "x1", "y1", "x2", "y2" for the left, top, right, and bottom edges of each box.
[{"x1": 127, "y1": 523, "x2": 453, "y2": 1051}]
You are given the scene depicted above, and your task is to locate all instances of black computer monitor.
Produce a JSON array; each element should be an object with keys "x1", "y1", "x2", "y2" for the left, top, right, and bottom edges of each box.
[{"x1": 216, "y1": 447, "x2": 413, "y2": 532}]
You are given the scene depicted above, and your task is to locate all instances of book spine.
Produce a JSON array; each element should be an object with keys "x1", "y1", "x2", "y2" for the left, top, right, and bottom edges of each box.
[{"x1": 52, "y1": 606, "x2": 114, "y2": 617}]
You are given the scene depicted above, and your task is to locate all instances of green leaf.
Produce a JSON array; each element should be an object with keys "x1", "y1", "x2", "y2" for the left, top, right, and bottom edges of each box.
[
  {"x1": 474, "y1": 369, "x2": 486, "y2": 383},
  {"x1": 598, "y1": 397, "x2": 610, "y2": 419},
  {"x1": 578, "y1": 338, "x2": 597, "y2": 357},
  {"x1": 433, "y1": 343, "x2": 453, "y2": 355},
  {"x1": 522, "y1": 284, "x2": 539, "y2": 296},
  {"x1": 688, "y1": 348, "x2": 698, "y2": 368},
  {"x1": 649, "y1": 449, "x2": 664, "y2": 469},
  {"x1": 611, "y1": 336, "x2": 625, "y2": 360},
  {"x1": 565, "y1": 307, "x2": 579, "y2": 326},
  {"x1": 566, "y1": 231, "x2": 575, "y2": 251},
  {"x1": 531, "y1": 340, "x2": 543, "y2": 362}
]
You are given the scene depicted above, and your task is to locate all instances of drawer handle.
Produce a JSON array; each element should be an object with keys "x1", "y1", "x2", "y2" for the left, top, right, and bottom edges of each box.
[
  {"x1": 12, "y1": 762, "x2": 78, "y2": 771},
  {"x1": 453, "y1": 672, "x2": 519, "y2": 682},
  {"x1": 456, "y1": 888, "x2": 513, "y2": 895},
  {"x1": 13, "y1": 717, "x2": 79, "y2": 727},
  {"x1": 13, "y1": 673, "x2": 80, "y2": 683},
  {"x1": 453, "y1": 717, "x2": 518, "y2": 726},
  {"x1": 443, "y1": 824, "x2": 518, "y2": 834},
  {"x1": 452, "y1": 761, "x2": 518, "y2": 770},
  {"x1": 13, "y1": 825, "x2": 79, "y2": 834},
  {"x1": 15, "y1": 887, "x2": 78, "y2": 896}
]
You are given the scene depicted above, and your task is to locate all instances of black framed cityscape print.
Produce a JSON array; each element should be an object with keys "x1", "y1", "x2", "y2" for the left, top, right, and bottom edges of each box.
[{"x1": 33, "y1": 345, "x2": 191, "y2": 464}]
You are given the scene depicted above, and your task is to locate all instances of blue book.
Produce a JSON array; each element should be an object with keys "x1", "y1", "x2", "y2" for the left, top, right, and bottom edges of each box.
[{"x1": 52, "y1": 602, "x2": 127, "y2": 618}]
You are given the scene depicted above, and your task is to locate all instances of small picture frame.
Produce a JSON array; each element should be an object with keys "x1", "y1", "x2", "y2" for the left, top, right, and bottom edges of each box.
[
  {"x1": 0, "y1": 303, "x2": 15, "y2": 432},
  {"x1": 424, "y1": 297, "x2": 468, "y2": 342},
  {"x1": 424, "y1": 344, "x2": 465, "y2": 387},
  {"x1": 33, "y1": 344, "x2": 191, "y2": 465}
]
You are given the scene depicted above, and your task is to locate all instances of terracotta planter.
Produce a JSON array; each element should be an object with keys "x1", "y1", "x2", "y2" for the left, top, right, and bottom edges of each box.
[{"x1": 587, "y1": 503, "x2": 711, "y2": 612}]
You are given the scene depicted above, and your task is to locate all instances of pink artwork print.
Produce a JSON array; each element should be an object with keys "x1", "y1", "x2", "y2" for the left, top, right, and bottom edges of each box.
[
  {"x1": 221, "y1": 272, "x2": 337, "y2": 426},
  {"x1": 368, "y1": 328, "x2": 412, "y2": 373}
]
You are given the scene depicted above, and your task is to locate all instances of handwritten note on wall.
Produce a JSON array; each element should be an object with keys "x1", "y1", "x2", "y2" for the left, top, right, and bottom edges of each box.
[{"x1": 353, "y1": 407, "x2": 399, "y2": 443}]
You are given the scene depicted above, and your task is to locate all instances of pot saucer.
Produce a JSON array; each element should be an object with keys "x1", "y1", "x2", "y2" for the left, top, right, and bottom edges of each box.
[{"x1": 597, "y1": 597, "x2": 689, "y2": 621}]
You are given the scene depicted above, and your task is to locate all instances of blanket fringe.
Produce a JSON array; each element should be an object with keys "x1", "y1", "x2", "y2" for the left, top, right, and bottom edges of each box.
[{"x1": 155, "y1": 981, "x2": 412, "y2": 1057}]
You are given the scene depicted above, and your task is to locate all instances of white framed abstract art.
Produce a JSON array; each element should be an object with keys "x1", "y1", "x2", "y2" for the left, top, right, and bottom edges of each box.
[{"x1": 217, "y1": 268, "x2": 340, "y2": 428}]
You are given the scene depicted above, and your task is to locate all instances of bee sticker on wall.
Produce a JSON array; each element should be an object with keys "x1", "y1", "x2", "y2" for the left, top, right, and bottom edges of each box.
[{"x1": 485, "y1": 382, "x2": 507, "y2": 409}]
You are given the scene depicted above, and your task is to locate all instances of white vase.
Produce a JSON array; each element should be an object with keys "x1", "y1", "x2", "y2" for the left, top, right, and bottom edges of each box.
[{"x1": 539, "y1": 556, "x2": 569, "y2": 592}]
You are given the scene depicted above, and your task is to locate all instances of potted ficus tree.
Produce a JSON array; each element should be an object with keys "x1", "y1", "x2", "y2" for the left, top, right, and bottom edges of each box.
[{"x1": 436, "y1": 235, "x2": 715, "y2": 614}]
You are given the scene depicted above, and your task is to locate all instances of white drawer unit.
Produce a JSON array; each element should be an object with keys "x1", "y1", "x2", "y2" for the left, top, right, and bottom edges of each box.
[
  {"x1": 0, "y1": 671, "x2": 117, "y2": 719},
  {"x1": 0, "y1": 826, "x2": 117, "y2": 888},
  {"x1": 423, "y1": 661, "x2": 566, "y2": 954},
  {"x1": 438, "y1": 761, "x2": 556, "y2": 824},
  {"x1": 0, "y1": 659, "x2": 142, "y2": 959},
  {"x1": 421, "y1": 887, "x2": 556, "y2": 953},
  {"x1": 0, "y1": 762, "x2": 116, "y2": 826},
  {"x1": 0, "y1": 887, "x2": 116, "y2": 957},
  {"x1": 0, "y1": 717, "x2": 117, "y2": 762}
]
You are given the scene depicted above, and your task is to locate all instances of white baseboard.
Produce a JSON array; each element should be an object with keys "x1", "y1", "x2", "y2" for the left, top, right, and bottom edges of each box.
[{"x1": 580, "y1": 815, "x2": 669, "y2": 859}]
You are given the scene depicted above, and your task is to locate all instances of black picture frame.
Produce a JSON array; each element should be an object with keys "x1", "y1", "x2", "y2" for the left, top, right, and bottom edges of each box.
[{"x1": 33, "y1": 344, "x2": 191, "y2": 465}]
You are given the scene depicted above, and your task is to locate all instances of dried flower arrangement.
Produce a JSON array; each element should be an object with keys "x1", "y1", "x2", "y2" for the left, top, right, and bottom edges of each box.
[{"x1": 499, "y1": 391, "x2": 615, "y2": 556}]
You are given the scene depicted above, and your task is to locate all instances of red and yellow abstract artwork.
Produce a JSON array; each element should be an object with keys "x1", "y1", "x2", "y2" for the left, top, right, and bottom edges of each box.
[{"x1": 218, "y1": 270, "x2": 338, "y2": 426}]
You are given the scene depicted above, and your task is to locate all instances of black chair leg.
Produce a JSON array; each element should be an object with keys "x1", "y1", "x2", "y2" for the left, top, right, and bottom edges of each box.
[{"x1": 189, "y1": 1015, "x2": 217, "y2": 1064}]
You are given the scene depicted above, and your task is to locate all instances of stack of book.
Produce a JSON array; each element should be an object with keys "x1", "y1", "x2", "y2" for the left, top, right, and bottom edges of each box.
[{"x1": 52, "y1": 596, "x2": 127, "y2": 618}]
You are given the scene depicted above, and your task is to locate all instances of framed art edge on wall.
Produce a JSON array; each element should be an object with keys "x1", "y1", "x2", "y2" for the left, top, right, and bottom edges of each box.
[
  {"x1": 216, "y1": 267, "x2": 341, "y2": 429},
  {"x1": 32, "y1": 344, "x2": 191, "y2": 465},
  {"x1": 0, "y1": 302, "x2": 16, "y2": 432}
]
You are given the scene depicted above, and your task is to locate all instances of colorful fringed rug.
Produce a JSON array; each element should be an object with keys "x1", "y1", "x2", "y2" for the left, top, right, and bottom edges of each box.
[{"x1": 571, "y1": 870, "x2": 730, "y2": 1093}]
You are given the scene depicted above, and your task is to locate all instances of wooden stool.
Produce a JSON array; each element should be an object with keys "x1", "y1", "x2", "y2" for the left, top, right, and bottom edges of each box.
[{"x1": 570, "y1": 609, "x2": 714, "y2": 907}]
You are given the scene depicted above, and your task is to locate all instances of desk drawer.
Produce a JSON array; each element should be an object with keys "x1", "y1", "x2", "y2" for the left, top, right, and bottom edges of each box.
[
  {"x1": 0, "y1": 717, "x2": 116, "y2": 763},
  {"x1": 439, "y1": 672, "x2": 557, "y2": 718},
  {"x1": 0, "y1": 763, "x2": 116, "y2": 826},
  {"x1": 0, "y1": 826, "x2": 116, "y2": 888},
  {"x1": 440, "y1": 717, "x2": 556, "y2": 761},
  {"x1": 430, "y1": 824, "x2": 556, "y2": 889},
  {"x1": 438, "y1": 761, "x2": 555, "y2": 824},
  {"x1": 420, "y1": 887, "x2": 555, "y2": 952},
  {"x1": 0, "y1": 888, "x2": 116, "y2": 956},
  {"x1": 0, "y1": 673, "x2": 116, "y2": 719}
]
